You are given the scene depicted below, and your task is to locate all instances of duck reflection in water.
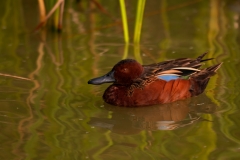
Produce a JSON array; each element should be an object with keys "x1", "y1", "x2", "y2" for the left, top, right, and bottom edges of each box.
[{"x1": 88, "y1": 94, "x2": 217, "y2": 135}]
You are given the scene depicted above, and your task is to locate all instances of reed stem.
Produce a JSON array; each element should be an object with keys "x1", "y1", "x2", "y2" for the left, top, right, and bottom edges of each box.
[
  {"x1": 133, "y1": 0, "x2": 146, "y2": 44},
  {"x1": 119, "y1": 0, "x2": 129, "y2": 43}
]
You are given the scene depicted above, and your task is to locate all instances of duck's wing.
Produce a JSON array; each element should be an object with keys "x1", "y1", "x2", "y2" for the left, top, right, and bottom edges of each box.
[
  {"x1": 142, "y1": 53, "x2": 213, "y2": 82},
  {"x1": 143, "y1": 52, "x2": 212, "y2": 70},
  {"x1": 156, "y1": 67, "x2": 201, "y2": 81}
]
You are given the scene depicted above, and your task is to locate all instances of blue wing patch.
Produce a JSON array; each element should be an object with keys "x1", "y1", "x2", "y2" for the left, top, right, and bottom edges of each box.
[{"x1": 158, "y1": 75, "x2": 179, "y2": 81}]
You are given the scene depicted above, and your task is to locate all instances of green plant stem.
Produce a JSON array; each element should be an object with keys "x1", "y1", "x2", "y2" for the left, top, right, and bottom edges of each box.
[
  {"x1": 119, "y1": 0, "x2": 129, "y2": 43},
  {"x1": 134, "y1": 0, "x2": 146, "y2": 44}
]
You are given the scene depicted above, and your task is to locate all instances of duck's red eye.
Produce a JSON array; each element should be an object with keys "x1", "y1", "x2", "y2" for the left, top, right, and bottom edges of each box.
[{"x1": 122, "y1": 68, "x2": 129, "y2": 73}]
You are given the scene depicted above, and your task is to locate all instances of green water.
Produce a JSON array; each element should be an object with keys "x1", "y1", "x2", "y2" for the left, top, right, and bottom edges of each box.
[{"x1": 0, "y1": 0, "x2": 240, "y2": 159}]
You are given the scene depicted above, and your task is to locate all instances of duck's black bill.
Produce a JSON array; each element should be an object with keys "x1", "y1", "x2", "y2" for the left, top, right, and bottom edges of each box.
[{"x1": 88, "y1": 71, "x2": 115, "y2": 85}]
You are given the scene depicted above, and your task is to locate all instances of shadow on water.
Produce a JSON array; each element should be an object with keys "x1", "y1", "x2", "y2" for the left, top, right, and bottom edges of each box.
[{"x1": 89, "y1": 94, "x2": 217, "y2": 135}]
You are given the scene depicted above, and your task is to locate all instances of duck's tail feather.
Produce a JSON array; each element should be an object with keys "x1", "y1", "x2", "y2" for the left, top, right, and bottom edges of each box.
[
  {"x1": 184, "y1": 52, "x2": 213, "y2": 69},
  {"x1": 197, "y1": 52, "x2": 214, "y2": 62},
  {"x1": 197, "y1": 52, "x2": 207, "y2": 61},
  {"x1": 207, "y1": 62, "x2": 223, "y2": 72},
  {"x1": 190, "y1": 63, "x2": 222, "y2": 96}
]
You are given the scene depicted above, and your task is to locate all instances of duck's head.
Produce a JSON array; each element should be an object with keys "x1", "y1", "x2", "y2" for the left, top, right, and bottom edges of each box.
[{"x1": 88, "y1": 59, "x2": 143, "y2": 85}]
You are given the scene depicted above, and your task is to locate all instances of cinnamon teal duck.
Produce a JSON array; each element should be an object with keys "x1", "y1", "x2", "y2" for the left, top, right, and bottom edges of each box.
[{"x1": 88, "y1": 53, "x2": 222, "y2": 107}]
